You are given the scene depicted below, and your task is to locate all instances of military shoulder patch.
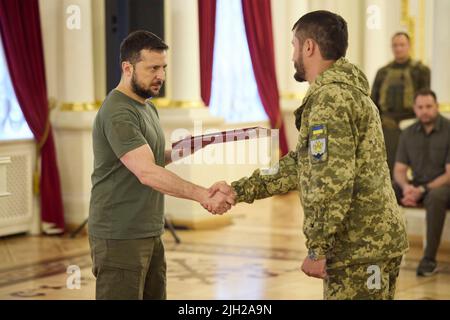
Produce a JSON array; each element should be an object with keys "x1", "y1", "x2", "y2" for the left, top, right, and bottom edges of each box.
[
  {"x1": 309, "y1": 124, "x2": 328, "y2": 164},
  {"x1": 311, "y1": 125, "x2": 325, "y2": 136}
]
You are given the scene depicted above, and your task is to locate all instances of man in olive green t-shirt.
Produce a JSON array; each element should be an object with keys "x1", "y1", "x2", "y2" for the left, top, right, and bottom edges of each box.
[{"x1": 88, "y1": 31, "x2": 235, "y2": 300}]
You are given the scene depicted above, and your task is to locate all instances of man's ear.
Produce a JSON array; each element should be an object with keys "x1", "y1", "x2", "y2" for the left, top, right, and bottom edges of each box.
[
  {"x1": 122, "y1": 61, "x2": 133, "y2": 77},
  {"x1": 303, "y1": 38, "x2": 315, "y2": 57}
]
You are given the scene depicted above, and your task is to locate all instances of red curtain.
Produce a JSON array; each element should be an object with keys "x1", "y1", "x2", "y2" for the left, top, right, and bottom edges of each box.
[
  {"x1": 0, "y1": 0, "x2": 65, "y2": 230},
  {"x1": 198, "y1": 0, "x2": 217, "y2": 106},
  {"x1": 241, "y1": 0, "x2": 288, "y2": 156}
]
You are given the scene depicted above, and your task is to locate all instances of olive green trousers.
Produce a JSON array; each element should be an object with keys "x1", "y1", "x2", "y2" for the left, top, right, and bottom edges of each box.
[{"x1": 89, "y1": 235, "x2": 166, "y2": 300}]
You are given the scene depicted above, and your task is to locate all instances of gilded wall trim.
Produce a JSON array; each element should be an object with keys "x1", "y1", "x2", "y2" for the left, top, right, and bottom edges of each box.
[
  {"x1": 401, "y1": 0, "x2": 415, "y2": 59},
  {"x1": 401, "y1": 0, "x2": 426, "y2": 62},
  {"x1": 59, "y1": 99, "x2": 206, "y2": 111},
  {"x1": 439, "y1": 103, "x2": 450, "y2": 113},
  {"x1": 59, "y1": 102, "x2": 102, "y2": 112},
  {"x1": 418, "y1": 0, "x2": 426, "y2": 62},
  {"x1": 280, "y1": 92, "x2": 306, "y2": 101},
  {"x1": 152, "y1": 98, "x2": 205, "y2": 108}
]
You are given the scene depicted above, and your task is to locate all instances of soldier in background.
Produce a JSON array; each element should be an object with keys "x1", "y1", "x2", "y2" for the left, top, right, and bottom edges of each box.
[
  {"x1": 207, "y1": 11, "x2": 409, "y2": 300},
  {"x1": 371, "y1": 32, "x2": 431, "y2": 177}
]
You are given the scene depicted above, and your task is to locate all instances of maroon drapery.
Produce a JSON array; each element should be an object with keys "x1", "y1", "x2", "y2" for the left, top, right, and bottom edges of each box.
[
  {"x1": 198, "y1": 0, "x2": 217, "y2": 106},
  {"x1": 0, "y1": 0, "x2": 65, "y2": 230},
  {"x1": 241, "y1": 0, "x2": 288, "y2": 156}
]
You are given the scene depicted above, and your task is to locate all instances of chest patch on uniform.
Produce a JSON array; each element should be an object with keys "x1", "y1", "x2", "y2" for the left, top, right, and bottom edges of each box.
[{"x1": 309, "y1": 124, "x2": 328, "y2": 163}]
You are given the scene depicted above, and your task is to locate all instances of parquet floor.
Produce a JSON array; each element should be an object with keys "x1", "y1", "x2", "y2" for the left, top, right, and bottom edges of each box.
[{"x1": 0, "y1": 192, "x2": 449, "y2": 300}]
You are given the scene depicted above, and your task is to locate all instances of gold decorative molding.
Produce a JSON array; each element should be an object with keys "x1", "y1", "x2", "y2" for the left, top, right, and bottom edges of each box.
[
  {"x1": 280, "y1": 92, "x2": 306, "y2": 101},
  {"x1": 401, "y1": 0, "x2": 426, "y2": 62},
  {"x1": 60, "y1": 101, "x2": 102, "y2": 112},
  {"x1": 48, "y1": 97, "x2": 58, "y2": 110},
  {"x1": 418, "y1": 0, "x2": 426, "y2": 62},
  {"x1": 439, "y1": 103, "x2": 450, "y2": 113},
  {"x1": 150, "y1": 97, "x2": 172, "y2": 108},
  {"x1": 401, "y1": 0, "x2": 410, "y2": 25},
  {"x1": 59, "y1": 98, "x2": 206, "y2": 111},
  {"x1": 151, "y1": 98, "x2": 205, "y2": 109},
  {"x1": 401, "y1": 0, "x2": 415, "y2": 59}
]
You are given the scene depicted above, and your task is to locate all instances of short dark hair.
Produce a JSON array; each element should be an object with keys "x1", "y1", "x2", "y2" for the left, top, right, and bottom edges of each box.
[
  {"x1": 120, "y1": 30, "x2": 169, "y2": 65},
  {"x1": 414, "y1": 88, "x2": 438, "y2": 103},
  {"x1": 392, "y1": 32, "x2": 410, "y2": 42},
  {"x1": 292, "y1": 10, "x2": 348, "y2": 60}
]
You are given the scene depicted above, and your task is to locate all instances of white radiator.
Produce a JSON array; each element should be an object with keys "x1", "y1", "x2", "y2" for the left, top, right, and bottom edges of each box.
[{"x1": 0, "y1": 141, "x2": 34, "y2": 237}]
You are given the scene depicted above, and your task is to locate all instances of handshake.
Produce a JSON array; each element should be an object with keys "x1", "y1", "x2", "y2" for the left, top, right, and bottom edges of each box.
[{"x1": 201, "y1": 181, "x2": 237, "y2": 215}]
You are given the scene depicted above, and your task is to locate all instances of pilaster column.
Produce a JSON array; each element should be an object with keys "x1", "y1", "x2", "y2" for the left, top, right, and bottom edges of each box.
[
  {"x1": 61, "y1": 0, "x2": 95, "y2": 103},
  {"x1": 432, "y1": 0, "x2": 450, "y2": 109},
  {"x1": 272, "y1": 0, "x2": 309, "y2": 105},
  {"x1": 41, "y1": 0, "x2": 99, "y2": 229},
  {"x1": 271, "y1": 0, "x2": 309, "y2": 150},
  {"x1": 166, "y1": 0, "x2": 204, "y2": 107},
  {"x1": 363, "y1": 0, "x2": 391, "y2": 85},
  {"x1": 364, "y1": 0, "x2": 406, "y2": 86},
  {"x1": 161, "y1": 0, "x2": 235, "y2": 229}
]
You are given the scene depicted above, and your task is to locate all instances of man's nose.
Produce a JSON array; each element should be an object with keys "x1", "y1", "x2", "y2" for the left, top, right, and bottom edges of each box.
[{"x1": 156, "y1": 69, "x2": 165, "y2": 81}]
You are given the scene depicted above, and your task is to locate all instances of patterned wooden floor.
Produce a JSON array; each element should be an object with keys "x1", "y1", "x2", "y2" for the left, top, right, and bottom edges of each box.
[{"x1": 0, "y1": 192, "x2": 449, "y2": 300}]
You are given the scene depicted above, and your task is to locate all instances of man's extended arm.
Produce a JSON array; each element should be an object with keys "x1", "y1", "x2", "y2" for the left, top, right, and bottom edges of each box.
[
  {"x1": 228, "y1": 150, "x2": 299, "y2": 203},
  {"x1": 122, "y1": 144, "x2": 234, "y2": 214}
]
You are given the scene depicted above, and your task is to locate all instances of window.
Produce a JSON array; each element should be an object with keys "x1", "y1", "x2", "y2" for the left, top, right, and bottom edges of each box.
[
  {"x1": 0, "y1": 35, "x2": 33, "y2": 141},
  {"x1": 209, "y1": 0, "x2": 268, "y2": 123}
]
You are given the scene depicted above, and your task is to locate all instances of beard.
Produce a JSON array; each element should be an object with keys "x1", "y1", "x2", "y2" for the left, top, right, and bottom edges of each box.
[
  {"x1": 419, "y1": 115, "x2": 437, "y2": 126},
  {"x1": 131, "y1": 71, "x2": 162, "y2": 100},
  {"x1": 293, "y1": 57, "x2": 306, "y2": 83}
]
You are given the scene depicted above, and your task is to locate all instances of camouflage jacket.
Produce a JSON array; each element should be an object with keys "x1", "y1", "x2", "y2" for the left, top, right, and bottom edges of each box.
[{"x1": 232, "y1": 57, "x2": 409, "y2": 268}]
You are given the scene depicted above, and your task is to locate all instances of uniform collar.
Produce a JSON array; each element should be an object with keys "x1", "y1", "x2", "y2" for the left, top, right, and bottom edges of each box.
[{"x1": 294, "y1": 103, "x2": 306, "y2": 130}]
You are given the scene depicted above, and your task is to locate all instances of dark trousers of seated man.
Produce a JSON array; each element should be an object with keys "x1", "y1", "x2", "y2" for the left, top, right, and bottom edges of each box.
[{"x1": 393, "y1": 183, "x2": 450, "y2": 260}]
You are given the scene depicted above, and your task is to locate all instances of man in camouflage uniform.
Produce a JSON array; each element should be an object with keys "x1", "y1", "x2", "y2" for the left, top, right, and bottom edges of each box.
[
  {"x1": 209, "y1": 11, "x2": 409, "y2": 300},
  {"x1": 371, "y1": 32, "x2": 431, "y2": 176}
]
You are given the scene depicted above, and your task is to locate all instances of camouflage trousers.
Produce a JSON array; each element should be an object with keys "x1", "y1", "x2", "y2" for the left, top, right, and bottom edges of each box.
[{"x1": 324, "y1": 256, "x2": 403, "y2": 300}]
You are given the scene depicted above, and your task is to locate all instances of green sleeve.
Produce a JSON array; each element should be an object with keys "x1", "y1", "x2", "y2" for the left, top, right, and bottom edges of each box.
[
  {"x1": 231, "y1": 150, "x2": 299, "y2": 203},
  {"x1": 103, "y1": 108, "x2": 147, "y2": 159},
  {"x1": 304, "y1": 100, "x2": 356, "y2": 257}
]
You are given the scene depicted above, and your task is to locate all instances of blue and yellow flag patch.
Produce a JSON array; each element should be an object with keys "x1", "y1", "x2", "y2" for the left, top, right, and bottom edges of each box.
[
  {"x1": 309, "y1": 124, "x2": 328, "y2": 163},
  {"x1": 311, "y1": 125, "x2": 324, "y2": 136}
]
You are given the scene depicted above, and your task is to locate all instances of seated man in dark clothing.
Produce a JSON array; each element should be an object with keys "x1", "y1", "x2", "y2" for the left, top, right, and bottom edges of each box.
[
  {"x1": 393, "y1": 89, "x2": 450, "y2": 277},
  {"x1": 371, "y1": 32, "x2": 431, "y2": 178}
]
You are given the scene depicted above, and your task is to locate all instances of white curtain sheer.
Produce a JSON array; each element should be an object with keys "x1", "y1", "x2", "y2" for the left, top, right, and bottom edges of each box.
[
  {"x1": 208, "y1": 0, "x2": 268, "y2": 123},
  {"x1": 0, "y1": 35, "x2": 33, "y2": 141}
]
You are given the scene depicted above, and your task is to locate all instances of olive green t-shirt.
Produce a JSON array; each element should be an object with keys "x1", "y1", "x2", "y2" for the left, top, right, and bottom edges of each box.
[{"x1": 88, "y1": 90, "x2": 166, "y2": 239}]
